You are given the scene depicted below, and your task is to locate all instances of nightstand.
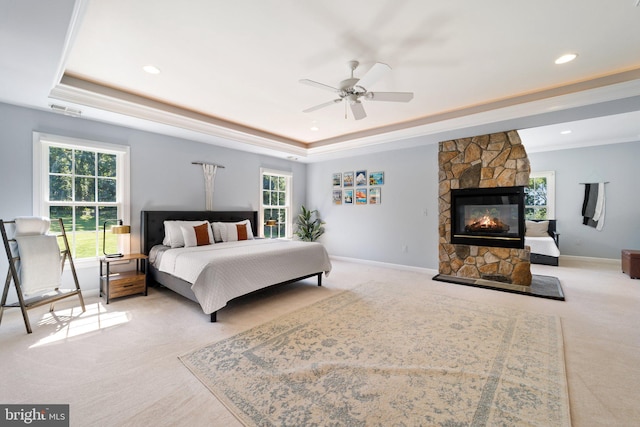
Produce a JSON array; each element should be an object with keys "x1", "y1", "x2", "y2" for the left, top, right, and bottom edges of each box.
[{"x1": 99, "y1": 253, "x2": 148, "y2": 303}]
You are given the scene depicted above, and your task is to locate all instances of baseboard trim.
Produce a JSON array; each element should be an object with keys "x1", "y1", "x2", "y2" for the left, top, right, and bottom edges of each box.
[
  {"x1": 559, "y1": 255, "x2": 620, "y2": 266},
  {"x1": 329, "y1": 255, "x2": 438, "y2": 275}
]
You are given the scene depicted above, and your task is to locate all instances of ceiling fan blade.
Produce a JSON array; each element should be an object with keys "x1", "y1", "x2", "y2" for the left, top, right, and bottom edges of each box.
[
  {"x1": 299, "y1": 79, "x2": 340, "y2": 93},
  {"x1": 367, "y1": 92, "x2": 414, "y2": 102},
  {"x1": 355, "y1": 62, "x2": 391, "y2": 90},
  {"x1": 350, "y1": 101, "x2": 366, "y2": 120},
  {"x1": 302, "y1": 98, "x2": 342, "y2": 113}
]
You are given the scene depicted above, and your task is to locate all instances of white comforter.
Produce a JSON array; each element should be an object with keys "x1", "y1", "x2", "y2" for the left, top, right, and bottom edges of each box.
[
  {"x1": 156, "y1": 239, "x2": 332, "y2": 314},
  {"x1": 525, "y1": 236, "x2": 560, "y2": 258}
]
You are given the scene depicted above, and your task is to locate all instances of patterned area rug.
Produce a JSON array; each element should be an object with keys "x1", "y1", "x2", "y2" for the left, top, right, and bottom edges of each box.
[{"x1": 179, "y1": 282, "x2": 571, "y2": 426}]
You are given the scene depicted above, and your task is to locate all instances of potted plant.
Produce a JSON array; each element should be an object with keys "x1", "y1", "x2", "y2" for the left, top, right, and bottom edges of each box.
[{"x1": 294, "y1": 205, "x2": 325, "y2": 242}]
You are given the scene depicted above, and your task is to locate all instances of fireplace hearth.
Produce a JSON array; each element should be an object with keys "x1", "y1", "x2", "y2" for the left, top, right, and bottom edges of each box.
[{"x1": 451, "y1": 186, "x2": 525, "y2": 249}]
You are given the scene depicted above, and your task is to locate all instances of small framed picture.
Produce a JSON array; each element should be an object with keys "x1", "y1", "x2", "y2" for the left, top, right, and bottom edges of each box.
[
  {"x1": 369, "y1": 171, "x2": 384, "y2": 185},
  {"x1": 332, "y1": 173, "x2": 342, "y2": 187},
  {"x1": 355, "y1": 188, "x2": 367, "y2": 205},
  {"x1": 355, "y1": 170, "x2": 367, "y2": 186},
  {"x1": 343, "y1": 189, "x2": 353, "y2": 204},
  {"x1": 343, "y1": 171, "x2": 354, "y2": 187},
  {"x1": 369, "y1": 187, "x2": 381, "y2": 204},
  {"x1": 332, "y1": 190, "x2": 342, "y2": 205}
]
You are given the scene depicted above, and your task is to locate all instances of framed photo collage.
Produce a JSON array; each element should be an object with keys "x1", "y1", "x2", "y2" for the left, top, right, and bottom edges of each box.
[{"x1": 332, "y1": 170, "x2": 383, "y2": 205}]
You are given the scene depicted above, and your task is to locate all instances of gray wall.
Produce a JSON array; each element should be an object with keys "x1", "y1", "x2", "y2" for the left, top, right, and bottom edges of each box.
[
  {"x1": 307, "y1": 139, "x2": 640, "y2": 267},
  {"x1": 1, "y1": 100, "x2": 637, "y2": 300},
  {"x1": 0, "y1": 102, "x2": 306, "y2": 296},
  {"x1": 527, "y1": 141, "x2": 640, "y2": 259},
  {"x1": 306, "y1": 142, "x2": 440, "y2": 269}
]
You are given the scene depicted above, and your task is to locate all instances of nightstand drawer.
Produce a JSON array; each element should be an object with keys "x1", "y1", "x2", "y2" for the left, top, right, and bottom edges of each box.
[{"x1": 103, "y1": 271, "x2": 146, "y2": 298}]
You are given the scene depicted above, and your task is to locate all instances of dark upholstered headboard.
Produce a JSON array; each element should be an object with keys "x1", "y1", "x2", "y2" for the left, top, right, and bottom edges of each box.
[{"x1": 140, "y1": 210, "x2": 258, "y2": 255}]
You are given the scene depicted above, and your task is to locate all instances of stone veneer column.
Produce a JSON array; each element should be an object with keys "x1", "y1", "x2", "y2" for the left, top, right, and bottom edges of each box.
[{"x1": 438, "y1": 131, "x2": 532, "y2": 286}]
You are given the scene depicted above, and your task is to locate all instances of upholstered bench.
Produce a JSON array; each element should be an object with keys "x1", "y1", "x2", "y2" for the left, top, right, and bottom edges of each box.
[{"x1": 621, "y1": 249, "x2": 640, "y2": 279}]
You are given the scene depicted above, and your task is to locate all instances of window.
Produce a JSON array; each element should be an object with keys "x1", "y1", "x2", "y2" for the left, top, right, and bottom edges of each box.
[
  {"x1": 525, "y1": 171, "x2": 555, "y2": 220},
  {"x1": 260, "y1": 169, "x2": 292, "y2": 238},
  {"x1": 33, "y1": 133, "x2": 130, "y2": 261}
]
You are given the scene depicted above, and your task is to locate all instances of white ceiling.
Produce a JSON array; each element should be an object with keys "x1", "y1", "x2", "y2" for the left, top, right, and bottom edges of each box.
[{"x1": 1, "y1": 0, "x2": 640, "y2": 161}]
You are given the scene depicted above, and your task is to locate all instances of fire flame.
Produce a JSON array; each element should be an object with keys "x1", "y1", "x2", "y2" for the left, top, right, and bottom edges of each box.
[
  {"x1": 465, "y1": 210, "x2": 510, "y2": 233},
  {"x1": 476, "y1": 214, "x2": 497, "y2": 228}
]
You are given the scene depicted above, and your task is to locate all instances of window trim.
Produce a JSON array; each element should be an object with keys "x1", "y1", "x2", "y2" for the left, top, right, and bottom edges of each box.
[
  {"x1": 33, "y1": 132, "x2": 131, "y2": 265},
  {"x1": 259, "y1": 168, "x2": 292, "y2": 239},
  {"x1": 527, "y1": 170, "x2": 555, "y2": 219}
]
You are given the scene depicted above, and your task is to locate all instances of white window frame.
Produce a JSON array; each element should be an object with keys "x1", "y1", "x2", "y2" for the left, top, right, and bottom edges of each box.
[
  {"x1": 33, "y1": 132, "x2": 131, "y2": 265},
  {"x1": 259, "y1": 168, "x2": 292, "y2": 239},
  {"x1": 526, "y1": 170, "x2": 555, "y2": 219}
]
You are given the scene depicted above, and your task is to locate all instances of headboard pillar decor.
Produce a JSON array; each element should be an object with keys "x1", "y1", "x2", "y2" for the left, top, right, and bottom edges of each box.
[
  {"x1": 438, "y1": 130, "x2": 532, "y2": 286},
  {"x1": 192, "y1": 162, "x2": 225, "y2": 211}
]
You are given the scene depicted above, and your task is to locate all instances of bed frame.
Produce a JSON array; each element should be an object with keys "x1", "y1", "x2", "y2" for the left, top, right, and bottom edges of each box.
[
  {"x1": 140, "y1": 210, "x2": 322, "y2": 322},
  {"x1": 527, "y1": 219, "x2": 560, "y2": 266}
]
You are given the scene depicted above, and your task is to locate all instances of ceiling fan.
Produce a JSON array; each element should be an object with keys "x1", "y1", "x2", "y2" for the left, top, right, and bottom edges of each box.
[{"x1": 299, "y1": 60, "x2": 414, "y2": 120}]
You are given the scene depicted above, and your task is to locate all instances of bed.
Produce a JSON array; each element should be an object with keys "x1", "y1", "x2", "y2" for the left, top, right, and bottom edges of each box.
[
  {"x1": 525, "y1": 220, "x2": 560, "y2": 266},
  {"x1": 140, "y1": 210, "x2": 332, "y2": 321}
]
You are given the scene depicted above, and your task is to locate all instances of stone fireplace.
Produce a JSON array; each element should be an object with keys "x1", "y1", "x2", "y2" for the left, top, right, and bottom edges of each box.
[{"x1": 438, "y1": 131, "x2": 532, "y2": 286}]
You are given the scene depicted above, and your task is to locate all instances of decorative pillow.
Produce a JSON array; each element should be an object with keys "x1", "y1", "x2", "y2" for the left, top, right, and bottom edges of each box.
[
  {"x1": 163, "y1": 220, "x2": 213, "y2": 248},
  {"x1": 218, "y1": 220, "x2": 255, "y2": 242},
  {"x1": 525, "y1": 220, "x2": 549, "y2": 237},
  {"x1": 236, "y1": 223, "x2": 248, "y2": 241},
  {"x1": 181, "y1": 223, "x2": 213, "y2": 247}
]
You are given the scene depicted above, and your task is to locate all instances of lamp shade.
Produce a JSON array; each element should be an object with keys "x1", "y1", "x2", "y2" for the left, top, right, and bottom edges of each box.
[
  {"x1": 265, "y1": 219, "x2": 277, "y2": 227},
  {"x1": 111, "y1": 224, "x2": 130, "y2": 234}
]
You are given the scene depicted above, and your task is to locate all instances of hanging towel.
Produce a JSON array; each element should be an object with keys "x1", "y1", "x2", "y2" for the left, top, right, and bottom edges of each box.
[
  {"x1": 581, "y1": 182, "x2": 606, "y2": 230},
  {"x1": 594, "y1": 183, "x2": 606, "y2": 231},
  {"x1": 14, "y1": 235, "x2": 61, "y2": 296},
  {"x1": 582, "y1": 184, "x2": 598, "y2": 225},
  {"x1": 14, "y1": 216, "x2": 51, "y2": 236}
]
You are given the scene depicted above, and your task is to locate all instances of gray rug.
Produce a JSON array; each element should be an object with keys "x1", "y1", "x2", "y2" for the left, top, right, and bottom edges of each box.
[{"x1": 179, "y1": 281, "x2": 571, "y2": 426}]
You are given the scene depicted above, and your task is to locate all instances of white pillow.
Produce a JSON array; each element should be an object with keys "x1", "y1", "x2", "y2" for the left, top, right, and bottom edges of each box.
[
  {"x1": 525, "y1": 220, "x2": 549, "y2": 237},
  {"x1": 218, "y1": 220, "x2": 255, "y2": 242},
  {"x1": 163, "y1": 220, "x2": 212, "y2": 248},
  {"x1": 211, "y1": 222, "x2": 222, "y2": 243},
  {"x1": 180, "y1": 223, "x2": 214, "y2": 247}
]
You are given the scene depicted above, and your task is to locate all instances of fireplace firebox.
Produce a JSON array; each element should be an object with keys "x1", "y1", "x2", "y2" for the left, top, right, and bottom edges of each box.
[{"x1": 450, "y1": 186, "x2": 525, "y2": 249}]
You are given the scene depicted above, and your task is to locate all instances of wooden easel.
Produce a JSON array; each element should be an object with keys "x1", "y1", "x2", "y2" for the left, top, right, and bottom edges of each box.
[{"x1": 0, "y1": 218, "x2": 86, "y2": 334}]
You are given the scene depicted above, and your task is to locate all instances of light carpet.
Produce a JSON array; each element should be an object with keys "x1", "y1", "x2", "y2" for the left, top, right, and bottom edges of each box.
[{"x1": 179, "y1": 281, "x2": 571, "y2": 426}]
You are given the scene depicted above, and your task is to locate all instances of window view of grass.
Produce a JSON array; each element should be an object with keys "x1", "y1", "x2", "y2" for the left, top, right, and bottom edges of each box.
[
  {"x1": 48, "y1": 146, "x2": 121, "y2": 259},
  {"x1": 50, "y1": 209, "x2": 118, "y2": 258}
]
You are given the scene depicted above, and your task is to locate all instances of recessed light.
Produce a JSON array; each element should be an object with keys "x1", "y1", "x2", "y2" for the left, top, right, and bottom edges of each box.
[
  {"x1": 555, "y1": 54, "x2": 577, "y2": 65},
  {"x1": 143, "y1": 64, "x2": 161, "y2": 74},
  {"x1": 560, "y1": 130, "x2": 572, "y2": 135},
  {"x1": 310, "y1": 126, "x2": 319, "y2": 132}
]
